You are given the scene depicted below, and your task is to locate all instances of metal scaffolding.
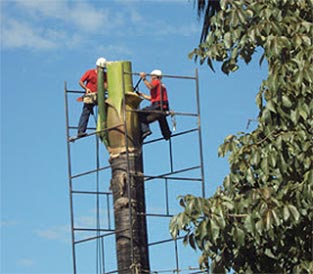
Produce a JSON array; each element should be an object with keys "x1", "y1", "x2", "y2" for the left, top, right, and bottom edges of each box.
[{"x1": 64, "y1": 69, "x2": 206, "y2": 274}]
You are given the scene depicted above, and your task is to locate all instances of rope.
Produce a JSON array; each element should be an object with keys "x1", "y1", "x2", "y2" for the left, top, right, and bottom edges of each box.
[
  {"x1": 94, "y1": 108, "x2": 105, "y2": 274},
  {"x1": 130, "y1": 263, "x2": 141, "y2": 274},
  {"x1": 170, "y1": 111, "x2": 176, "y2": 132}
]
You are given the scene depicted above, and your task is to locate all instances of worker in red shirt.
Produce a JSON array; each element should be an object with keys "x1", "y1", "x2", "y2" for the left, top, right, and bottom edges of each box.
[
  {"x1": 138, "y1": 69, "x2": 171, "y2": 141},
  {"x1": 77, "y1": 57, "x2": 107, "y2": 138}
]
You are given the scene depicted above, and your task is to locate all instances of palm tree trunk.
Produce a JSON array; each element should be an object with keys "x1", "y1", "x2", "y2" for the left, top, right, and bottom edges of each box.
[
  {"x1": 97, "y1": 61, "x2": 150, "y2": 273},
  {"x1": 110, "y1": 153, "x2": 149, "y2": 273}
]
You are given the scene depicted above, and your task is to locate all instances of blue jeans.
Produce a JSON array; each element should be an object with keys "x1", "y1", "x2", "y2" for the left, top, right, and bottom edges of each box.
[{"x1": 77, "y1": 103, "x2": 95, "y2": 134}]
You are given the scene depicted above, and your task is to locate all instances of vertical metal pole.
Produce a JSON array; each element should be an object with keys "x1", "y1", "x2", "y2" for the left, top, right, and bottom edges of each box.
[
  {"x1": 174, "y1": 239, "x2": 179, "y2": 273},
  {"x1": 169, "y1": 139, "x2": 174, "y2": 173},
  {"x1": 165, "y1": 178, "x2": 169, "y2": 216},
  {"x1": 107, "y1": 194, "x2": 111, "y2": 230},
  {"x1": 166, "y1": 138, "x2": 174, "y2": 217},
  {"x1": 101, "y1": 237, "x2": 105, "y2": 274},
  {"x1": 195, "y1": 69, "x2": 206, "y2": 198},
  {"x1": 64, "y1": 81, "x2": 77, "y2": 274},
  {"x1": 95, "y1": 136, "x2": 103, "y2": 274}
]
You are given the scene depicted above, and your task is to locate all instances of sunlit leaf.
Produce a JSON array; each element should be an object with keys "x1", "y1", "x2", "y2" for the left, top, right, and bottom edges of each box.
[
  {"x1": 288, "y1": 205, "x2": 300, "y2": 222},
  {"x1": 265, "y1": 248, "x2": 276, "y2": 259}
]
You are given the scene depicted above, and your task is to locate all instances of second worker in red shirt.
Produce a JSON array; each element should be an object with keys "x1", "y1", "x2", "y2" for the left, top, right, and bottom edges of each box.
[{"x1": 138, "y1": 69, "x2": 171, "y2": 141}]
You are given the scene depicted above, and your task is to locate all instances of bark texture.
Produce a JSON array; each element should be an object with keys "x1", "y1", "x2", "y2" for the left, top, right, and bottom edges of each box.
[
  {"x1": 110, "y1": 153, "x2": 149, "y2": 273},
  {"x1": 102, "y1": 61, "x2": 150, "y2": 273}
]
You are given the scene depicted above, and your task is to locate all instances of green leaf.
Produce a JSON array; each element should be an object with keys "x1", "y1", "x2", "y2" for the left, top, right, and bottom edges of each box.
[
  {"x1": 179, "y1": 197, "x2": 185, "y2": 208},
  {"x1": 283, "y1": 205, "x2": 290, "y2": 221},
  {"x1": 299, "y1": 104, "x2": 309, "y2": 120},
  {"x1": 295, "y1": 70, "x2": 304, "y2": 87},
  {"x1": 288, "y1": 205, "x2": 300, "y2": 222},
  {"x1": 269, "y1": 152, "x2": 277, "y2": 168},
  {"x1": 244, "y1": 215, "x2": 255, "y2": 233},
  {"x1": 265, "y1": 248, "x2": 276, "y2": 259},
  {"x1": 256, "y1": 219, "x2": 263, "y2": 235},
  {"x1": 207, "y1": 58, "x2": 215, "y2": 72},
  {"x1": 291, "y1": 109, "x2": 300, "y2": 124},
  {"x1": 271, "y1": 209, "x2": 280, "y2": 226},
  {"x1": 211, "y1": 256, "x2": 226, "y2": 274},
  {"x1": 265, "y1": 210, "x2": 272, "y2": 230},
  {"x1": 183, "y1": 234, "x2": 189, "y2": 246},
  {"x1": 256, "y1": 91, "x2": 263, "y2": 109},
  {"x1": 282, "y1": 95, "x2": 293, "y2": 108},
  {"x1": 220, "y1": 0, "x2": 228, "y2": 11},
  {"x1": 188, "y1": 50, "x2": 195, "y2": 60},
  {"x1": 224, "y1": 32, "x2": 232, "y2": 48},
  {"x1": 230, "y1": 63, "x2": 239, "y2": 72},
  {"x1": 210, "y1": 219, "x2": 220, "y2": 244},
  {"x1": 222, "y1": 199, "x2": 234, "y2": 210},
  {"x1": 302, "y1": 35, "x2": 311, "y2": 46},
  {"x1": 262, "y1": 108, "x2": 271, "y2": 123},
  {"x1": 198, "y1": 220, "x2": 208, "y2": 241},
  {"x1": 215, "y1": 215, "x2": 226, "y2": 229},
  {"x1": 234, "y1": 227, "x2": 245, "y2": 247},
  {"x1": 261, "y1": 157, "x2": 269, "y2": 176},
  {"x1": 266, "y1": 100, "x2": 276, "y2": 113},
  {"x1": 222, "y1": 61, "x2": 230, "y2": 75},
  {"x1": 169, "y1": 216, "x2": 179, "y2": 239},
  {"x1": 259, "y1": 53, "x2": 265, "y2": 66},
  {"x1": 189, "y1": 234, "x2": 197, "y2": 250},
  {"x1": 247, "y1": 168, "x2": 254, "y2": 184},
  {"x1": 252, "y1": 150, "x2": 261, "y2": 166}
]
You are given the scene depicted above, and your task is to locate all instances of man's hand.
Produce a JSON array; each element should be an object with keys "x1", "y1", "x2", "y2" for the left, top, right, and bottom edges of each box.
[{"x1": 139, "y1": 72, "x2": 146, "y2": 79}]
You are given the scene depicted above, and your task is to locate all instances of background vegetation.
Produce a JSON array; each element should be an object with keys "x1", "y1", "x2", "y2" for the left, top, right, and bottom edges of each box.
[{"x1": 170, "y1": 0, "x2": 313, "y2": 273}]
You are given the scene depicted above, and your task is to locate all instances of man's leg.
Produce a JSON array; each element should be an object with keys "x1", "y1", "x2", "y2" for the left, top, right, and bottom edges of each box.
[
  {"x1": 77, "y1": 103, "x2": 93, "y2": 136},
  {"x1": 138, "y1": 105, "x2": 155, "y2": 137},
  {"x1": 158, "y1": 115, "x2": 171, "y2": 140}
]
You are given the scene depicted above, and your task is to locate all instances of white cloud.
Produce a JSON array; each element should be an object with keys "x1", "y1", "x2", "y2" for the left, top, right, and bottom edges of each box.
[
  {"x1": 14, "y1": 0, "x2": 110, "y2": 33},
  {"x1": 0, "y1": 220, "x2": 18, "y2": 227},
  {"x1": 1, "y1": 18, "x2": 57, "y2": 50},
  {"x1": 1, "y1": 0, "x2": 111, "y2": 50},
  {"x1": 1, "y1": 0, "x2": 198, "y2": 51},
  {"x1": 152, "y1": 21, "x2": 199, "y2": 37},
  {"x1": 67, "y1": 2, "x2": 110, "y2": 32},
  {"x1": 99, "y1": 44, "x2": 133, "y2": 59},
  {"x1": 17, "y1": 258, "x2": 35, "y2": 267},
  {"x1": 35, "y1": 209, "x2": 110, "y2": 242},
  {"x1": 36, "y1": 225, "x2": 70, "y2": 241},
  {"x1": 15, "y1": 0, "x2": 67, "y2": 18}
]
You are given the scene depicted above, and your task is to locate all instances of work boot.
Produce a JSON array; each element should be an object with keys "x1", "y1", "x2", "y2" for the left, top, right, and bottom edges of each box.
[
  {"x1": 77, "y1": 132, "x2": 88, "y2": 138},
  {"x1": 163, "y1": 131, "x2": 171, "y2": 140},
  {"x1": 141, "y1": 130, "x2": 152, "y2": 140}
]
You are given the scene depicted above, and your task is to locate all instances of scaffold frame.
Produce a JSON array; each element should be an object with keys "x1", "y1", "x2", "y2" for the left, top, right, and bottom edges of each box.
[{"x1": 64, "y1": 68, "x2": 206, "y2": 274}]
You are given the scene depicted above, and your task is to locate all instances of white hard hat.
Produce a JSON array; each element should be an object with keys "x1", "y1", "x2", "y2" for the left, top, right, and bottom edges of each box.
[
  {"x1": 150, "y1": 69, "x2": 162, "y2": 77},
  {"x1": 96, "y1": 57, "x2": 106, "y2": 68}
]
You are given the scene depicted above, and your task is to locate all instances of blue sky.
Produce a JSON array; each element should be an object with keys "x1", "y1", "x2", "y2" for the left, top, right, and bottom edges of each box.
[{"x1": 1, "y1": 1, "x2": 267, "y2": 273}]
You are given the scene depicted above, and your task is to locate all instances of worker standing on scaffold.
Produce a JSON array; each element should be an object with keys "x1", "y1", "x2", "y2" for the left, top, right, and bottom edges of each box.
[
  {"x1": 137, "y1": 69, "x2": 171, "y2": 141},
  {"x1": 76, "y1": 57, "x2": 107, "y2": 138}
]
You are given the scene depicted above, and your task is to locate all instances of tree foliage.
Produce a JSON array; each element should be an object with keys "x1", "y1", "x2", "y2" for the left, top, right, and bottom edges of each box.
[{"x1": 170, "y1": 0, "x2": 313, "y2": 273}]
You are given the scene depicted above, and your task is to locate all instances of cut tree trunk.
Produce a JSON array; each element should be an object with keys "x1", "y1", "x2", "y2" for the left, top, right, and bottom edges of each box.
[
  {"x1": 97, "y1": 61, "x2": 150, "y2": 274},
  {"x1": 110, "y1": 152, "x2": 149, "y2": 273}
]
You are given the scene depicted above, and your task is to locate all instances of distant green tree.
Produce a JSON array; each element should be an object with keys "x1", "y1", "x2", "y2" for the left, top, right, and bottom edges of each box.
[{"x1": 170, "y1": 0, "x2": 313, "y2": 273}]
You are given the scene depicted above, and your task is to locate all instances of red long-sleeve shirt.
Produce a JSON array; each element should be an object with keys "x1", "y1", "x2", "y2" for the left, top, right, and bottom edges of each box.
[
  {"x1": 150, "y1": 79, "x2": 168, "y2": 104},
  {"x1": 80, "y1": 69, "x2": 107, "y2": 93}
]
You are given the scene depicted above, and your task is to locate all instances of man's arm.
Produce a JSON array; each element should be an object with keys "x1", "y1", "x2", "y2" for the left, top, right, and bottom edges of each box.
[
  {"x1": 79, "y1": 80, "x2": 91, "y2": 93},
  {"x1": 140, "y1": 72, "x2": 155, "y2": 90},
  {"x1": 138, "y1": 91, "x2": 151, "y2": 101}
]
